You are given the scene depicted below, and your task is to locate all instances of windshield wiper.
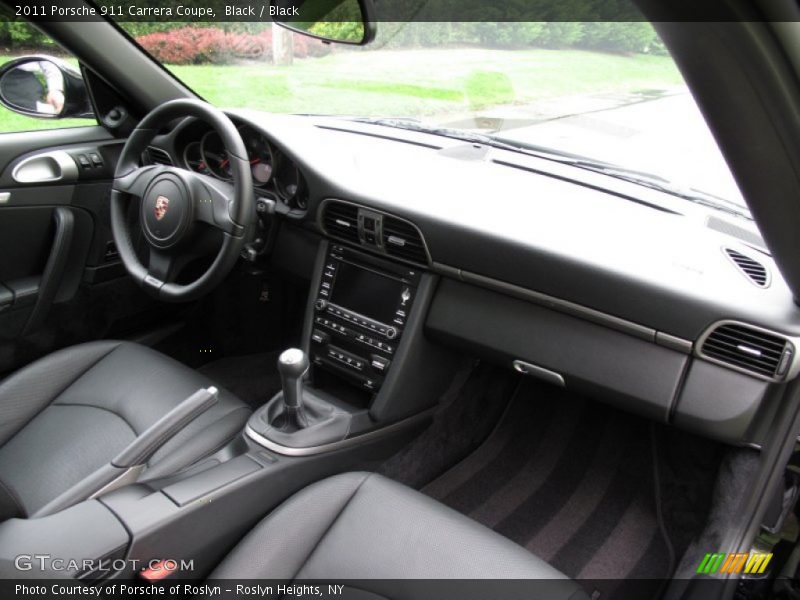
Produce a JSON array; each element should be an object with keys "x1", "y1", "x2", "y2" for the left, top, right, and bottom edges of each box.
[{"x1": 344, "y1": 117, "x2": 751, "y2": 219}]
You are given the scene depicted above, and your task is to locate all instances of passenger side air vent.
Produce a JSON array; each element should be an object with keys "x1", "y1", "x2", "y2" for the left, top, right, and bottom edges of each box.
[
  {"x1": 322, "y1": 201, "x2": 360, "y2": 244},
  {"x1": 144, "y1": 147, "x2": 173, "y2": 166},
  {"x1": 382, "y1": 216, "x2": 428, "y2": 265},
  {"x1": 700, "y1": 322, "x2": 794, "y2": 380},
  {"x1": 724, "y1": 248, "x2": 769, "y2": 287}
]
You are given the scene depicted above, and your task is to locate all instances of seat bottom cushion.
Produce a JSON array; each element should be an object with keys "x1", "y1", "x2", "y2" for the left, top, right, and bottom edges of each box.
[{"x1": 211, "y1": 472, "x2": 588, "y2": 600}]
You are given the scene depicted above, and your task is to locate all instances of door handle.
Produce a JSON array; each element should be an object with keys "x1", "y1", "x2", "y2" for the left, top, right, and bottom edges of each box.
[
  {"x1": 22, "y1": 206, "x2": 74, "y2": 335},
  {"x1": 11, "y1": 151, "x2": 79, "y2": 184}
]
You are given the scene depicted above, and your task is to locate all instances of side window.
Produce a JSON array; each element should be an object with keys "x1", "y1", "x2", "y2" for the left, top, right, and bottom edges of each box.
[{"x1": 0, "y1": 16, "x2": 95, "y2": 133}]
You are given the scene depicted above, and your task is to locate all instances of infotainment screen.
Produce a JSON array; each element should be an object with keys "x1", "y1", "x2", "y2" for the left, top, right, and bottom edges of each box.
[{"x1": 331, "y1": 261, "x2": 403, "y2": 324}]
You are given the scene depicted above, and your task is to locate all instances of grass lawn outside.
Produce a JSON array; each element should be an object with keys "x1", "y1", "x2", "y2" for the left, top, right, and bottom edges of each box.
[{"x1": 0, "y1": 48, "x2": 683, "y2": 133}]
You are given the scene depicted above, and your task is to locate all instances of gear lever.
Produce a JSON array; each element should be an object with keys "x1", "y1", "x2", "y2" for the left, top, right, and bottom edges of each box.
[{"x1": 277, "y1": 348, "x2": 309, "y2": 430}]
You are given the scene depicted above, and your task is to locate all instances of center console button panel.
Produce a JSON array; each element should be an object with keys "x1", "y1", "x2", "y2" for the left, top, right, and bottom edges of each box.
[{"x1": 310, "y1": 244, "x2": 420, "y2": 393}]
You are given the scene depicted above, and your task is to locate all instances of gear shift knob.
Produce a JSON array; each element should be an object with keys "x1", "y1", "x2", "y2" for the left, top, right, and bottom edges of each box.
[{"x1": 277, "y1": 349, "x2": 309, "y2": 428}]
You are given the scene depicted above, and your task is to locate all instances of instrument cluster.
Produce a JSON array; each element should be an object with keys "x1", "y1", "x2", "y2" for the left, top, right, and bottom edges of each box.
[{"x1": 182, "y1": 123, "x2": 307, "y2": 211}]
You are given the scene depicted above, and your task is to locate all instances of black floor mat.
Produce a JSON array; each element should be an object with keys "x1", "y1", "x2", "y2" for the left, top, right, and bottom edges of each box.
[
  {"x1": 379, "y1": 362, "x2": 517, "y2": 489},
  {"x1": 423, "y1": 380, "x2": 675, "y2": 597},
  {"x1": 198, "y1": 351, "x2": 283, "y2": 410}
]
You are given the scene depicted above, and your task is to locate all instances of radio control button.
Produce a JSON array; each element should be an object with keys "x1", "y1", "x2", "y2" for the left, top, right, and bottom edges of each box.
[
  {"x1": 400, "y1": 287, "x2": 412, "y2": 306},
  {"x1": 315, "y1": 299, "x2": 328, "y2": 311},
  {"x1": 385, "y1": 327, "x2": 398, "y2": 340},
  {"x1": 371, "y1": 356, "x2": 390, "y2": 372},
  {"x1": 311, "y1": 330, "x2": 329, "y2": 345}
]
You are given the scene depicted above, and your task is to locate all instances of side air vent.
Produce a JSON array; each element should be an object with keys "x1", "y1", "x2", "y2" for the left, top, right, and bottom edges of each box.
[
  {"x1": 724, "y1": 248, "x2": 769, "y2": 287},
  {"x1": 700, "y1": 322, "x2": 794, "y2": 380},
  {"x1": 145, "y1": 147, "x2": 173, "y2": 166},
  {"x1": 382, "y1": 216, "x2": 429, "y2": 265},
  {"x1": 321, "y1": 201, "x2": 359, "y2": 244}
]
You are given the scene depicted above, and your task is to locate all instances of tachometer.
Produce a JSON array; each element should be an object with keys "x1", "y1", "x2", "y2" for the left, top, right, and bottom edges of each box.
[
  {"x1": 200, "y1": 131, "x2": 232, "y2": 180},
  {"x1": 183, "y1": 141, "x2": 211, "y2": 176}
]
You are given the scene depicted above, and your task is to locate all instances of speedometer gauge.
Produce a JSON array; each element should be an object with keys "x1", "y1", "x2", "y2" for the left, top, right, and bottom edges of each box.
[
  {"x1": 200, "y1": 131, "x2": 232, "y2": 180},
  {"x1": 252, "y1": 162, "x2": 272, "y2": 185},
  {"x1": 241, "y1": 126, "x2": 274, "y2": 186}
]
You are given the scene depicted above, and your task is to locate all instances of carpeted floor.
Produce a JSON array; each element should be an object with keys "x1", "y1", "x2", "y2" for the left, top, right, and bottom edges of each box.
[
  {"x1": 423, "y1": 379, "x2": 676, "y2": 597},
  {"x1": 198, "y1": 351, "x2": 283, "y2": 410},
  {"x1": 379, "y1": 362, "x2": 518, "y2": 489}
]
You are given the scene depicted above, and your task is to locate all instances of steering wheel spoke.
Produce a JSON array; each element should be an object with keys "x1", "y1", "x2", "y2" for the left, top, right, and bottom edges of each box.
[
  {"x1": 141, "y1": 248, "x2": 179, "y2": 294},
  {"x1": 188, "y1": 172, "x2": 245, "y2": 236},
  {"x1": 113, "y1": 165, "x2": 166, "y2": 198},
  {"x1": 147, "y1": 248, "x2": 176, "y2": 282}
]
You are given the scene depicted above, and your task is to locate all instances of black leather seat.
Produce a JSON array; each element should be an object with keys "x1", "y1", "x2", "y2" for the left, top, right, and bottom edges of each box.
[
  {"x1": 211, "y1": 472, "x2": 588, "y2": 600},
  {"x1": 0, "y1": 341, "x2": 250, "y2": 519}
]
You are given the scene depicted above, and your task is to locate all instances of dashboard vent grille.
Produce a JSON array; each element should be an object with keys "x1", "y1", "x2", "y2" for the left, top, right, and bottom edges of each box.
[
  {"x1": 322, "y1": 201, "x2": 359, "y2": 244},
  {"x1": 707, "y1": 216, "x2": 765, "y2": 248},
  {"x1": 145, "y1": 147, "x2": 173, "y2": 166},
  {"x1": 725, "y1": 248, "x2": 769, "y2": 287},
  {"x1": 701, "y1": 323, "x2": 790, "y2": 379},
  {"x1": 382, "y1": 216, "x2": 428, "y2": 265}
]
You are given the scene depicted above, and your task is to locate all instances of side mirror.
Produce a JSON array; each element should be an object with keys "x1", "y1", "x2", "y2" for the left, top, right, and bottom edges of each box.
[
  {"x1": 0, "y1": 56, "x2": 92, "y2": 119},
  {"x1": 271, "y1": 0, "x2": 376, "y2": 45}
]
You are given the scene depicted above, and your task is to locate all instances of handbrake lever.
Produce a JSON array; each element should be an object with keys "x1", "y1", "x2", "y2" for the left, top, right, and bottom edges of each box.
[{"x1": 32, "y1": 387, "x2": 219, "y2": 518}]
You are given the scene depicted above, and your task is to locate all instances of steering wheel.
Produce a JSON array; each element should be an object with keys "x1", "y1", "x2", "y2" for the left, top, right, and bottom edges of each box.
[{"x1": 110, "y1": 99, "x2": 254, "y2": 302}]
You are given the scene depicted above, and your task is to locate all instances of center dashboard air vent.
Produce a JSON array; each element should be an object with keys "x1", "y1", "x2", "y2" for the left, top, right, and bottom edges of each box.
[
  {"x1": 321, "y1": 201, "x2": 360, "y2": 244},
  {"x1": 382, "y1": 215, "x2": 428, "y2": 265},
  {"x1": 320, "y1": 200, "x2": 430, "y2": 266},
  {"x1": 699, "y1": 321, "x2": 795, "y2": 381},
  {"x1": 724, "y1": 247, "x2": 769, "y2": 287}
]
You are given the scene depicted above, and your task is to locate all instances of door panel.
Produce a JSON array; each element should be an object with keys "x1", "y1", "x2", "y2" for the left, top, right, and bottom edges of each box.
[{"x1": 0, "y1": 128, "x2": 165, "y2": 376}]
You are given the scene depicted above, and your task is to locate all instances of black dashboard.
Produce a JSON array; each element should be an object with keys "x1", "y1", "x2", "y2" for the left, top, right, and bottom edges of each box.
[{"x1": 146, "y1": 109, "x2": 800, "y2": 448}]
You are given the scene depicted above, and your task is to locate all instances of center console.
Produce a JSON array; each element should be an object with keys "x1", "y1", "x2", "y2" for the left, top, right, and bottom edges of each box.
[
  {"x1": 246, "y1": 219, "x2": 461, "y2": 455},
  {"x1": 310, "y1": 243, "x2": 421, "y2": 393}
]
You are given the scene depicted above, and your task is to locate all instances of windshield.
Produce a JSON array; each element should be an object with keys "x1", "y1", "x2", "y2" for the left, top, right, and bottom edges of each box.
[{"x1": 115, "y1": 20, "x2": 746, "y2": 211}]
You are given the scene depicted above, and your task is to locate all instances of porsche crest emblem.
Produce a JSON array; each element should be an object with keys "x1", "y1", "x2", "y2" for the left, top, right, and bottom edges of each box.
[{"x1": 154, "y1": 196, "x2": 169, "y2": 221}]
